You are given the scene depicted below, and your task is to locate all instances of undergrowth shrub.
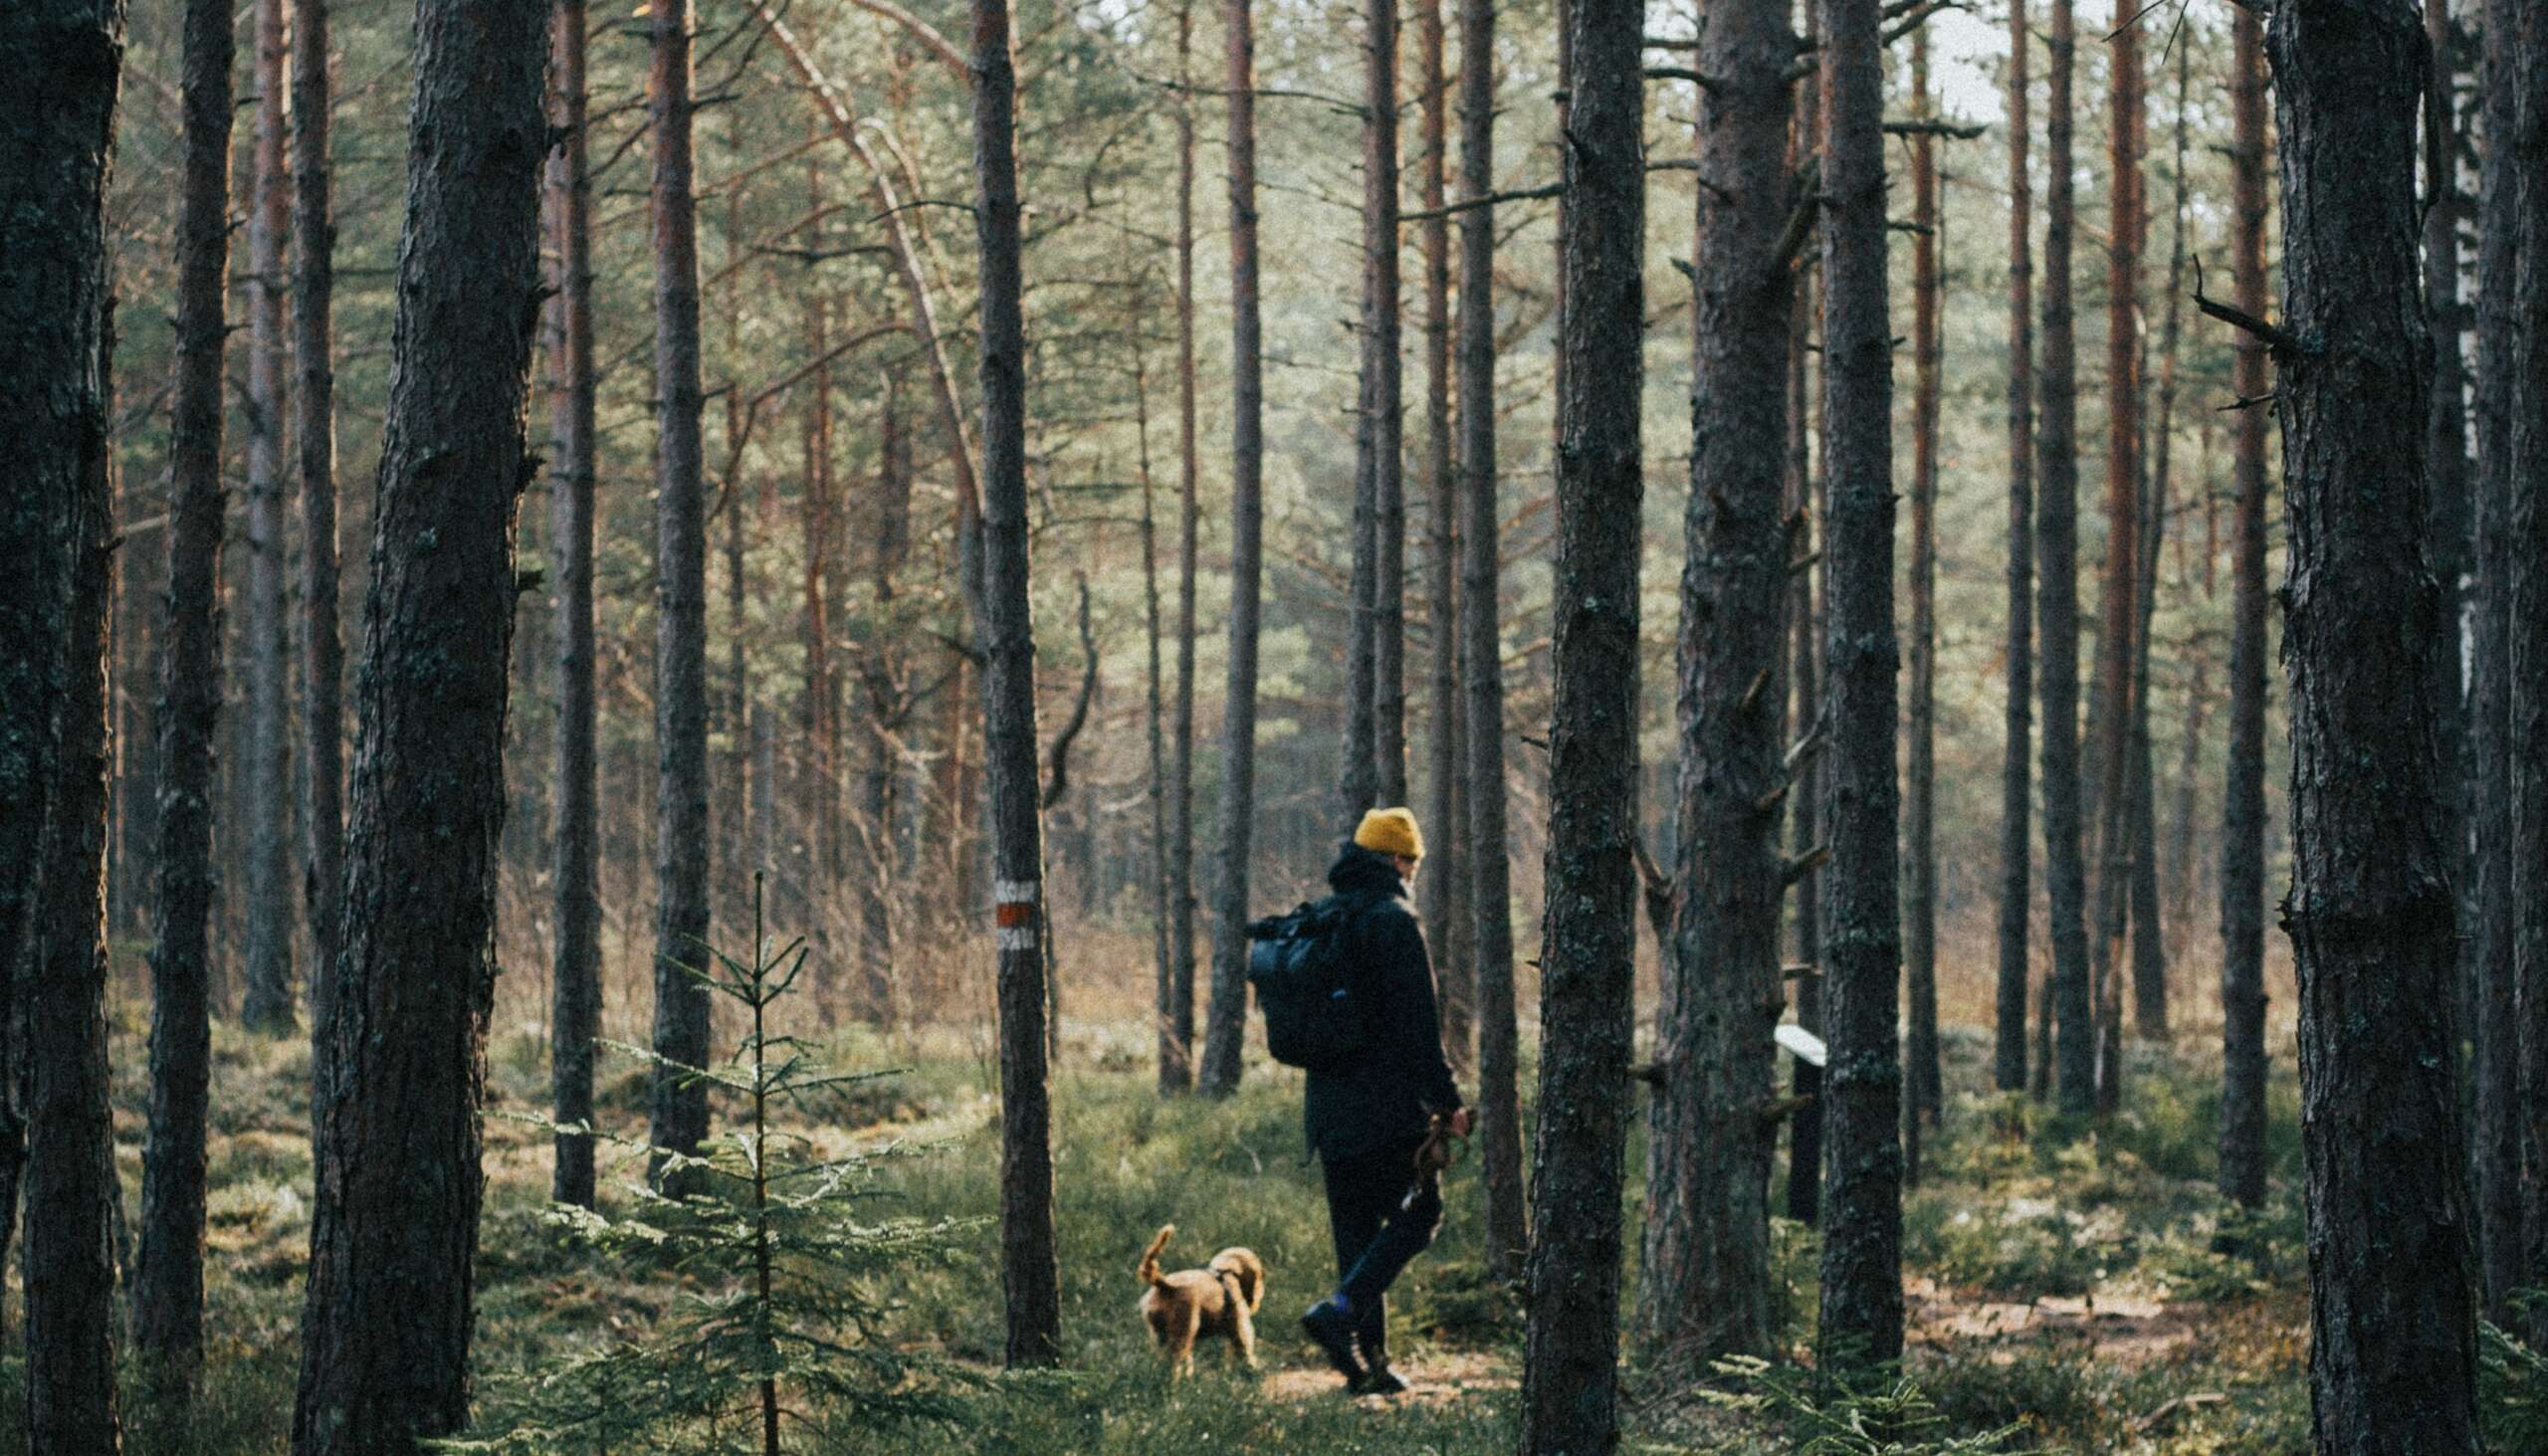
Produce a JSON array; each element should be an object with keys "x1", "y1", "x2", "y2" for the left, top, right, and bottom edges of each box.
[
  {"x1": 2481, "y1": 1297, "x2": 2548, "y2": 1454},
  {"x1": 1700, "y1": 1355, "x2": 2025, "y2": 1454},
  {"x1": 1914, "y1": 1339, "x2": 2106, "y2": 1443}
]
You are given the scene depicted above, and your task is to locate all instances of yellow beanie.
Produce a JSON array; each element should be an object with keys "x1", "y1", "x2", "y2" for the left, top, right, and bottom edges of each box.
[{"x1": 1354, "y1": 806, "x2": 1425, "y2": 861}]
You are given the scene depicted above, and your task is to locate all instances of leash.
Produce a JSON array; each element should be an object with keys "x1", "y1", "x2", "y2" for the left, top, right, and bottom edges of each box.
[{"x1": 1401, "y1": 1111, "x2": 1468, "y2": 1212}]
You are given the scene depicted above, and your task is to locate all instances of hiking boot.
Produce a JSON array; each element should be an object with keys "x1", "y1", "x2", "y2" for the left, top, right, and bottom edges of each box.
[
  {"x1": 1300, "y1": 1300, "x2": 1368, "y2": 1385},
  {"x1": 1352, "y1": 1364, "x2": 1410, "y2": 1397}
]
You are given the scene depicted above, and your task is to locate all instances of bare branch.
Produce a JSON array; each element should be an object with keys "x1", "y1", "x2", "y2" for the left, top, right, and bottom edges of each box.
[{"x1": 2193, "y1": 254, "x2": 2310, "y2": 355}]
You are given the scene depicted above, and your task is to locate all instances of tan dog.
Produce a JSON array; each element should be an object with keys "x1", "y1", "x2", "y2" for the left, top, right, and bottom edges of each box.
[{"x1": 1135, "y1": 1224, "x2": 1265, "y2": 1376}]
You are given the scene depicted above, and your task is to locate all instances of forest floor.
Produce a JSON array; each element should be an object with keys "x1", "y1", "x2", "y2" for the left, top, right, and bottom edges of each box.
[{"x1": 3, "y1": 960, "x2": 2539, "y2": 1453}]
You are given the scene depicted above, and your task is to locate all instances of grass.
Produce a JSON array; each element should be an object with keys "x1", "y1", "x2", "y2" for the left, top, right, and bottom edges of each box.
[{"x1": 6, "y1": 919, "x2": 2539, "y2": 1453}]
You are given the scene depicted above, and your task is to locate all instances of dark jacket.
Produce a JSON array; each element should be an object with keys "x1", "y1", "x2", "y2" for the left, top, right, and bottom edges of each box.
[{"x1": 1302, "y1": 842, "x2": 1464, "y2": 1162}]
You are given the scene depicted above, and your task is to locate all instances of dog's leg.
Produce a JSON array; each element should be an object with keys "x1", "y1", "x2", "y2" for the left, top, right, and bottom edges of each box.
[
  {"x1": 1168, "y1": 1303, "x2": 1202, "y2": 1378},
  {"x1": 1231, "y1": 1300, "x2": 1258, "y2": 1372}
]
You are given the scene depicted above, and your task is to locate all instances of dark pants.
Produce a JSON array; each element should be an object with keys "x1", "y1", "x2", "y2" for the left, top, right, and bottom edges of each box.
[{"x1": 1320, "y1": 1136, "x2": 1444, "y2": 1367}]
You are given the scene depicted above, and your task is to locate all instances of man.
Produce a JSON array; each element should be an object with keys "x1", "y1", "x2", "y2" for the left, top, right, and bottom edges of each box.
[{"x1": 1298, "y1": 806, "x2": 1473, "y2": 1395}]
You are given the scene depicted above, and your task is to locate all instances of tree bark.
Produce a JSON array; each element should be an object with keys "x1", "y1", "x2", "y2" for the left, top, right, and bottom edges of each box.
[
  {"x1": 2421, "y1": 0, "x2": 2469, "y2": 1002},
  {"x1": 2468, "y1": 0, "x2": 2525, "y2": 1324},
  {"x1": 2087, "y1": 0, "x2": 2143, "y2": 1116},
  {"x1": 861, "y1": 374, "x2": 909, "y2": 1015},
  {"x1": 290, "y1": 0, "x2": 546, "y2": 1442},
  {"x1": 242, "y1": 0, "x2": 297, "y2": 1035},
  {"x1": 1785, "y1": 19, "x2": 1824, "y2": 1225},
  {"x1": 2124, "y1": 470, "x2": 2167, "y2": 1042},
  {"x1": 801, "y1": 254, "x2": 839, "y2": 912},
  {"x1": 136, "y1": 0, "x2": 233, "y2": 1384},
  {"x1": 2504, "y1": 0, "x2": 2548, "y2": 1360},
  {"x1": 1418, "y1": 0, "x2": 1470, "y2": 1069},
  {"x1": 1458, "y1": 0, "x2": 1525, "y2": 1282},
  {"x1": 2218, "y1": 0, "x2": 2271, "y2": 1212},
  {"x1": 2037, "y1": 0, "x2": 2094, "y2": 1119},
  {"x1": 546, "y1": 0, "x2": 601, "y2": 1211},
  {"x1": 294, "y1": 0, "x2": 341, "y2": 1065},
  {"x1": 647, "y1": 0, "x2": 714, "y2": 1189},
  {"x1": 1141, "y1": 355, "x2": 1182, "y2": 1091},
  {"x1": 1903, "y1": 22, "x2": 1941, "y2": 1144},
  {"x1": 2268, "y1": 0, "x2": 2479, "y2": 1444},
  {"x1": 3, "y1": 7, "x2": 125, "y2": 1434},
  {"x1": 1636, "y1": 0, "x2": 1790, "y2": 1367},
  {"x1": 1342, "y1": 0, "x2": 1400, "y2": 823},
  {"x1": 1996, "y1": 0, "x2": 2035, "y2": 1095},
  {"x1": 1813, "y1": 0, "x2": 1903, "y2": 1373},
  {"x1": 29, "y1": 321, "x2": 122, "y2": 1456},
  {"x1": 1369, "y1": 0, "x2": 1408, "y2": 813},
  {"x1": 1197, "y1": 0, "x2": 1266, "y2": 1098},
  {"x1": 1166, "y1": 0, "x2": 1201, "y2": 1094},
  {"x1": 2135, "y1": 32, "x2": 2192, "y2": 1033},
  {"x1": 1519, "y1": 0, "x2": 1641, "y2": 1440},
  {"x1": 968, "y1": 0, "x2": 1062, "y2": 1366}
]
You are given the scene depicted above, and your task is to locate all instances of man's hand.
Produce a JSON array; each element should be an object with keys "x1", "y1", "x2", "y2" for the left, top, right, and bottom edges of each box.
[{"x1": 1447, "y1": 1107, "x2": 1474, "y2": 1139}]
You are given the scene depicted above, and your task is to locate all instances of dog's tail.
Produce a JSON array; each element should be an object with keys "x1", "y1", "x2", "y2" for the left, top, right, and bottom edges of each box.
[{"x1": 1137, "y1": 1224, "x2": 1174, "y2": 1288}]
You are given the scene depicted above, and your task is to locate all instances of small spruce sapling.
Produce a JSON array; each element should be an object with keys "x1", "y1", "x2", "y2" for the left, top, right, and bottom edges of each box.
[{"x1": 447, "y1": 874, "x2": 981, "y2": 1453}]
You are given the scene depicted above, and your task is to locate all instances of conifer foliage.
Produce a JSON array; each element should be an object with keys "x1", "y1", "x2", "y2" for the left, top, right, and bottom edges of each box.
[{"x1": 452, "y1": 878, "x2": 977, "y2": 1453}]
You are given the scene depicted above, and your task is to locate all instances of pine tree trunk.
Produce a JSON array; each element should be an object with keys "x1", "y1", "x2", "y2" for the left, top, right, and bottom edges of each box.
[
  {"x1": 648, "y1": 0, "x2": 714, "y2": 1188},
  {"x1": 1904, "y1": 23, "x2": 1942, "y2": 1144},
  {"x1": 1996, "y1": 0, "x2": 2036, "y2": 1095},
  {"x1": 801, "y1": 278, "x2": 838, "y2": 905},
  {"x1": 2468, "y1": 0, "x2": 2524, "y2": 1324},
  {"x1": 2504, "y1": 0, "x2": 2548, "y2": 1360},
  {"x1": 2143, "y1": 34, "x2": 2192, "y2": 995},
  {"x1": 1519, "y1": 0, "x2": 1641, "y2": 1439},
  {"x1": 2218, "y1": 0, "x2": 2271, "y2": 1212},
  {"x1": 1343, "y1": 0, "x2": 1400, "y2": 822},
  {"x1": 1167, "y1": 0, "x2": 1201, "y2": 1093},
  {"x1": 30, "y1": 329, "x2": 122, "y2": 1456},
  {"x1": 2087, "y1": 0, "x2": 2143, "y2": 1117},
  {"x1": 1457, "y1": 0, "x2": 1525, "y2": 1280},
  {"x1": 242, "y1": 0, "x2": 297, "y2": 1035},
  {"x1": 968, "y1": 0, "x2": 1062, "y2": 1365},
  {"x1": 295, "y1": 0, "x2": 341, "y2": 1059},
  {"x1": 1197, "y1": 0, "x2": 1265, "y2": 1098},
  {"x1": 861, "y1": 377, "x2": 908, "y2": 1015},
  {"x1": 1371, "y1": 0, "x2": 1407, "y2": 809},
  {"x1": 1636, "y1": 0, "x2": 1789, "y2": 1365},
  {"x1": 1785, "y1": 27, "x2": 1824, "y2": 1224},
  {"x1": 546, "y1": 0, "x2": 602, "y2": 1211},
  {"x1": 136, "y1": 0, "x2": 233, "y2": 1382},
  {"x1": 2422, "y1": 0, "x2": 2469, "y2": 972},
  {"x1": 2037, "y1": 0, "x2": 2095, "y2": 1119},
  {"x1": 2127, "y1": 424, "x2": 2168, "y2": 1039},
  {"x1": 1813, "y1": 0, "x2": 1903, "y2": 1372},
  {"x1": 5, "y1": 8, "x2": 125, "y2": 1431},
  {"x1": 1417, "y1": 0, "x2": 1470, "y2": 1068},
  {"x1": 290, "y1": 2, "x2": 545, "y2": 1441},
  {"x1": 2267, "y1": 0, "x2": 2479, "y2": 1442},
  {"x1": 1142, "y1": 358, "x2": 1182, "y2": 1092},
  {"x1": 114, "y1": 482, "x2": 161, "y2": 945}
]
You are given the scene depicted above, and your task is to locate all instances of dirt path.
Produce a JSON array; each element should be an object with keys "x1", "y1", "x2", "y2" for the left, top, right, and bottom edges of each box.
[
  {"x1": 1906, "y1": 1275, "x2": 2206, "y2": 1365},
  {"x1": 1259, "y1": 1348, "x2": 1516, "y2": 1406}
]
